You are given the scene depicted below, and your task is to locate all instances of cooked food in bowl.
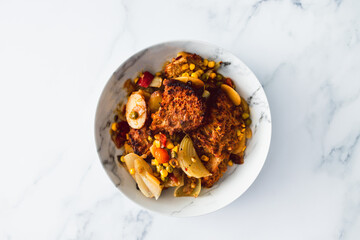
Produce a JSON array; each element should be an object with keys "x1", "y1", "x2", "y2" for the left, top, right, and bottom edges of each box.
[{"x1": 109, "y1": 52, "x2": 252, "y2": 199}]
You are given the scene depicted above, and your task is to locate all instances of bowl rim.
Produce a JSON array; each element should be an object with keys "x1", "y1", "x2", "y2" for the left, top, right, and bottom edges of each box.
[{"x1": 94, "y1": 40, "x2": 272, "y2": 217}]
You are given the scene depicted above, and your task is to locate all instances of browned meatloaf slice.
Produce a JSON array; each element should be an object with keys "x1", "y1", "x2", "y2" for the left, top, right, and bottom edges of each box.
[
  {"x1": 150, "y1": 80, "x2": 206, "y2": 135},
  {"x1": 128, "y1": 126, "x2": 152, "y2": 156},
  {"x1": 164, "y1": 52, "x2": 205, "y2": 78},
  {"x1": 190, "y1": 90, "x2": 244, "y2": 187}
]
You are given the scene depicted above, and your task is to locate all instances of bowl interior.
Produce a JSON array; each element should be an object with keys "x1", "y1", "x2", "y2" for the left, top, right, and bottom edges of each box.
[{"x1": 95, "y1": 41, "x2": 271, "y2": 217}]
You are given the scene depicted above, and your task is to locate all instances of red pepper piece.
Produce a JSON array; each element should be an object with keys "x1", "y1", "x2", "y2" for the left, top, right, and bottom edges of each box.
[{"x1": 137, "y1": 71, "x2": 154, "y2": 88}]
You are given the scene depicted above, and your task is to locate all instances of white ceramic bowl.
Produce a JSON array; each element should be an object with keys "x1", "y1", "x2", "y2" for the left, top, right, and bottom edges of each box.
[{"x1": 95, "y1": 41, "x2": 271, "y2": 217}]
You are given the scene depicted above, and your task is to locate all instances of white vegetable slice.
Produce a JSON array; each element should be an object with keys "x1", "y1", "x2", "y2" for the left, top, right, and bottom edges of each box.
[
  {"x1": 178, "y1": 135, "x2": 211, "y2": 178},
  {"x1": 134, "y1": 173, "x2": 153, "y2": 198},
  {"x1": 221, "y1": 84, "x2": 241, "y2": 106},
  {"x1": 126, "y1": 91, "x2": 147, "y2": 129},
  {"x1": 134, "y1": 157, "x2": 163, "y2": 200},
  {"x1": 174, "y1": 178, "x2": 201, "y2": 197},
  {"x1": 149, "y1": 76, "x2": 162, "y2": 88}
]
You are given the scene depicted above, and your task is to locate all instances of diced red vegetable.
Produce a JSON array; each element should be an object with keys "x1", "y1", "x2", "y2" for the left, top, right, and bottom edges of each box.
[
  {"x1": 137, "y1": 71, "x2": 154, "y2": 88},
  {"x1": 169, "y1": 174, "x2": 179, "y2": 185},
  {"x1": 154, "y1": 148, "x2": 170, "y2": 163},
  {"x1": 224, "y1": 77, "x2": 235, "y2": 88},
  {"x1": 111, "y1": 121, "x2": 130, "y2": 148},
  {"x1": 160, "y1": 133, "x2": 167, "y2": 148}
]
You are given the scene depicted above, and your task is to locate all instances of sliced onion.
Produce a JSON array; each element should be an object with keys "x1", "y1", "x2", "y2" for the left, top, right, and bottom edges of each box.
[
  {"x1": 174, "y1": 178, "x2": 201, "y2": 197},
  {"x1": 178, "y1": 135, "x2": 211, "y2": 178},
  {"x1": 221, "y1": 84, "x2": 241, "y2": 106},
  {"x1": 174, "y1": 77, "x2": 204, "y2": 88}
]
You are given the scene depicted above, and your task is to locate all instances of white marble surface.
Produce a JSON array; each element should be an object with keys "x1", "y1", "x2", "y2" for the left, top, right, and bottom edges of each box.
[{"x1": 1, "y1": 0, "x2": 360, "y2": 239}]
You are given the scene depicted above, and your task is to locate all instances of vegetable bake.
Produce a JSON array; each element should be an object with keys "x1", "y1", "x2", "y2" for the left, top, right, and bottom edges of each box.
[{"x1": 109, "y1": 52, "x2": 252, "y2": 199}]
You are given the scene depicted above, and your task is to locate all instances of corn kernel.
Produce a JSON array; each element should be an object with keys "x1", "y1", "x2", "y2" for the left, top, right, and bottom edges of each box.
[
  {"x1": 151, "y1": 159, "x2": 158, "y2": 165},
  {"x1": 126, "y1": 134, "x2": 129, "y2": 140},
  {"x1": 160, "y1": 169, "x2": 168, "y2": 177},
  {"x1": 237, "y1": 129, "x2": 241, "y2": 136},
  {"x1": 189, "y1": 63, "x2": 195, "y2": 70},
  {"x1": 129, "y1": 168, "x2": 135, "y2": 175},
  {"x1": 154, "y1": 140, "x2": 161, "y2": 148},
  {"x1": 172, "y1": 145, "x2": 179, "y2": 153},
  {"x1": 216, "y1": 126, "x2": 221, "y2": 131},
  {"x1": 228, "y1": 160, "x2": 233, "y2": 166},
  {"x1": 156, "y1": 165, "x2": 163, "y2": 173},
  {"x1": 166, "y1": 141, "x2": 174, "y2": 149},
  {"x1": 147, "y1": 136, "x2": 153, "y2": 142},
  {"x1": 242, "y1": 146, "x2": 247, "y2": 151},
  {"x1": 191, "y1": 183, "x2": 196, "y2": 188},
  {"x1": 201, "y1": 155, "x2": 209, "y2": 162},
  {"x1": 154, "y1": 134, "x2": 160, "y2": 140},
  {"x1": 155, "y1": 72, "x2": 162, "y2": 76},
  {"x1": 182, "y1": 64, "x2": 189, "y2": 70},
  {"x1": 171, "y1": 150, "x2": 177, "y2": 159},
  {"x1": 163, "y1": 163, "x2": 169, "y2": 167},
  {"x1": 166, "y1": 165, "x2": 173, "y2": 173},
  {"x1": 111, "y1": 123, "x2": 117, "y2": 131},
  {"x1": 191, "y1": 157, "x2": 196, "y2": 163},
  {"x1": 196, "y1": 70, "x2": 204, "y2": 76},
  {"x1": 120, "y1": 156, "x2": 125, "y2": 162},
  {"x1": 241, "y1": 128, "x2": 246, "y2": 133},
  {"x1": 203, "y1": 59, "x2": 209, "y2": 66},
  {"x1": 134, "y1": 77, "x2": 139, "y2": 84},
  {"x1": 191, "y1": 72, "x2": 198, "y2": 78},
  {"x1": 210, "y1": 72, "x2": 216, "y2": 79},
  {"x1": 161, "y1": 175, "x2": 167, "y2": 182},
  {"x1": 208, "y1": 61, "x2": 215, "y2": 68},
  {"x1": 242, "y1": 113, "x2": 250, "y2": 119},
  {"x1": 182, "y1": 72, "x2": 189, "y2": 77}
]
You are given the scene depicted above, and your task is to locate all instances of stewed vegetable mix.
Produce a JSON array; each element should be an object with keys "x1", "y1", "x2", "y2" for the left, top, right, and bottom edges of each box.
[{"x1": 109, "y1": 52, "x2": 252, "y2": 199}]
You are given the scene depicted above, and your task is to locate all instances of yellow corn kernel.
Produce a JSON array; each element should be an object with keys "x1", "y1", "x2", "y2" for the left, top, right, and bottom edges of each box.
[
  {"x1": 182, "y1": 72, "x2": 189, "y2": 77},
  {"x1": 203, "y1": 59, "x2": 209, "y2": 66},
  {"x1": 126, "y1": 134, "x2": 129, "y2": 140},
  {"x1": 166, "y1": 140, "x2": 174, "y2": 149},
  {"x1": 163, "y1": 162, "x2": 169, "y2": 167},
  {"x1": 242, "y1": 146, "x2": 247, "y2": 152},
  {"x1": 208, "y1": 61, "x2": 215, "y2": 68},
  {"x1": 189, "y1": 63, "x2": 195, "y2": 70},
  {"x1": 191, "y1": 182, "x2": 196, "y2": 188},
  {"x1": 237, "y1": 129, "x2": 241, "y2": 136},
  {"x1": 166, "y1": 165, "x2": 173, "y2": 173},
  {"x1": 151, "y1": 159, "x2": 158, "y2": 166},
  {"x1": 147, "y1": 136, "x2": 153, "y2": 142},
  {"x1": 216, "y1": 126, "x2": 221, "y2": 131},
  {"x1": 201, "y1": 155, "x2": 209, "y2": 162},
  {"x1": 129, "y1": 168, "x2": 135, "y2": 175},
  {"x1": 191, "y1": 72, "x2": 198, "y2": 78},
  {"x1": 111, "y1": 123, "x2": 117, "y2": 131},
  {"x1": 155, "y1": 72, "x2": 162, "y2": 76},
  {"x1": 228, "y1": 160, "x2": 233, "y2": 166},
  {"x1": 241, "y1": 128, "x2": 246, "y2": 133},
  {"x1": 154, "y1": 140, "x2": 161, "y2": 148},
  {"x1": 196, "y1": 69, "x2": 204, "y2": 75},
  {"x1": 120, "y1": 156, "x2": 125, "y2": 162},
  {"x1": 191, "y1": 157, "x2": 196, "y2": 163},
  {"x1": 156, "y1": 165, "x2": 163, "y2": 173},
  {"x1": 154, "y1": 134, "x2": 160, "y2": 140},
  {"x1": 210, "y1": 72, "x2": 216, "y2": 79},
  {"x1": 160, "y1": 169, "x2": 168, "y2": 178},
  {"x1": 182, "y1": 64, "x2": 189, "y2": 70},
  {"x1": 242, "y1": 113, "x2": 250, "y2": 119},
  {"x1": 134, "y1": 77, "x2": 139, "y2": 84},
  {"x1": 161, "y1": 175, "x2": 167, "y2": 182},
  {"x1": 172, "y1": 145, "x2": 179, "y2": 153}
]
